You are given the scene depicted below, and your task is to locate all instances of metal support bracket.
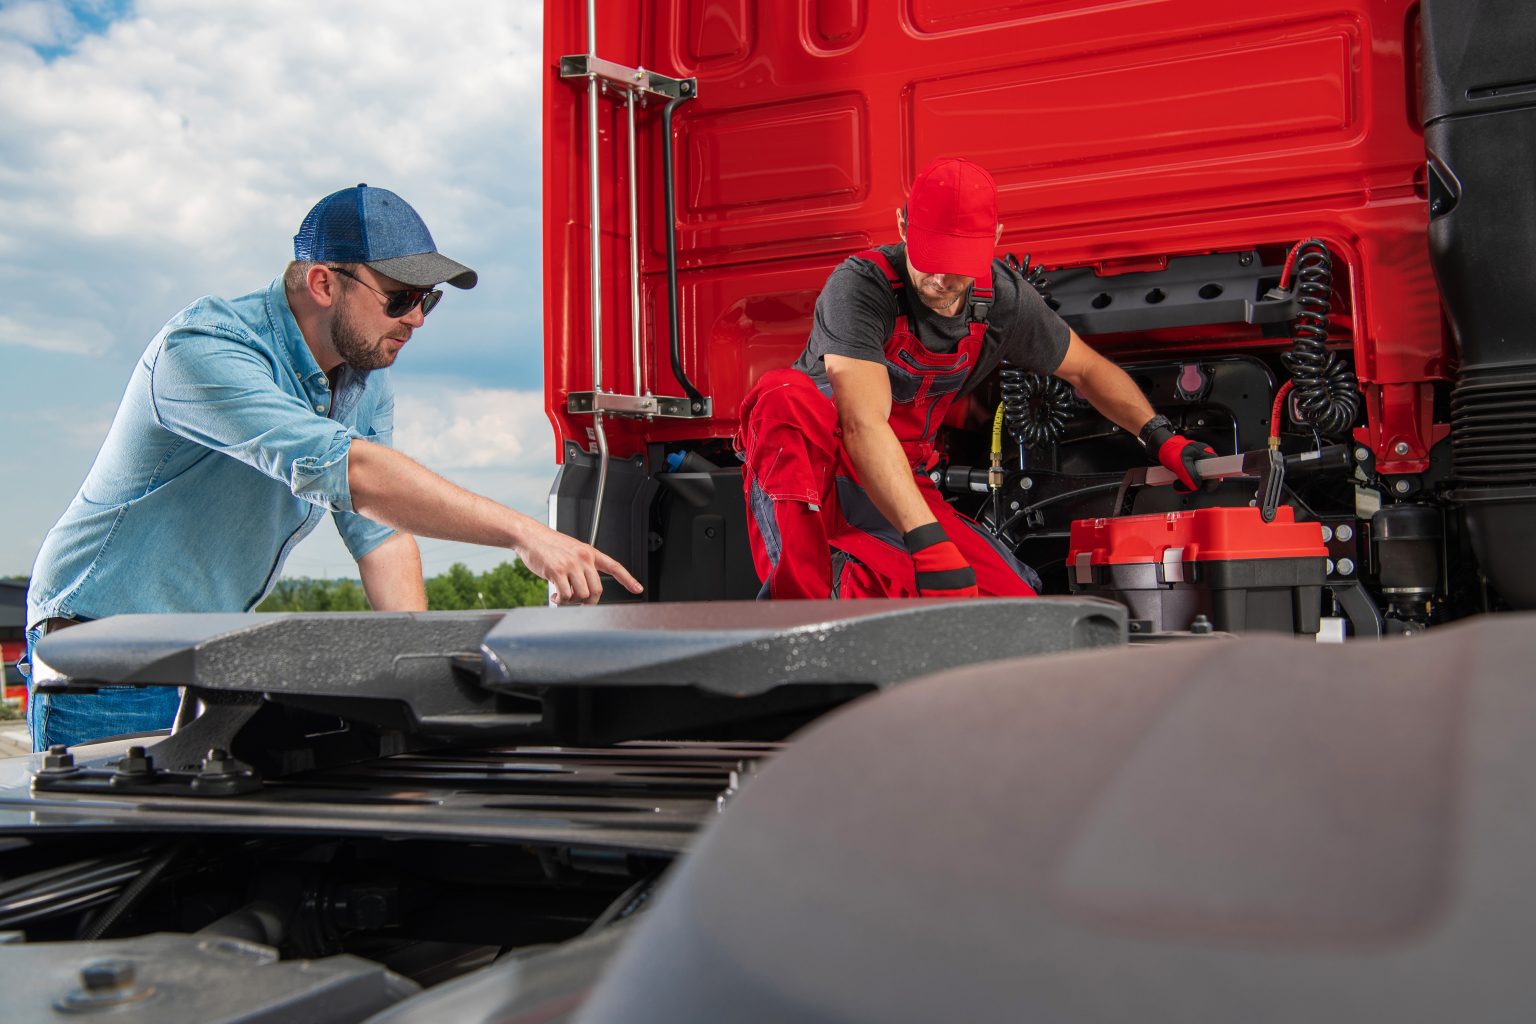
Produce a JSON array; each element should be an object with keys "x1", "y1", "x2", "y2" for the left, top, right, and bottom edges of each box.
[
  {"x1": 559, "y1": 55, "x2": 694, "y2": 101},
  {"x1": 559, "y1": 41, "x2": 707, "y2": 544},
  {"x1": 568, "y1": 391, "x2": 713, "y2": 419}
]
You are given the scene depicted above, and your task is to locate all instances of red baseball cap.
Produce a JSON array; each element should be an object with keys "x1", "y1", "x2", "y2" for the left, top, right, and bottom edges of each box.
[{"x1": 904, "y1": 157, "x2": 999, "y2": 283}]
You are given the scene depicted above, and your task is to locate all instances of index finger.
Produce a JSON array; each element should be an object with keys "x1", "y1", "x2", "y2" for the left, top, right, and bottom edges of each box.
[{"x1": 596, "y1": 553, "x2": 644, "y2": 593}]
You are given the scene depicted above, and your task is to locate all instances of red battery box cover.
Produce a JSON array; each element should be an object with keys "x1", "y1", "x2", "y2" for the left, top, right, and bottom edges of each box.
[{"x1": 1068, "y1": 507, "x2": 1327, "y2": 568}]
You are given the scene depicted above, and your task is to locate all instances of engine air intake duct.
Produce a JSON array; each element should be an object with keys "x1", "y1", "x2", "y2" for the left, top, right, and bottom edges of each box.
[{"x1": 1423, "y1": 0, "x2": 1536, "y2": 609}]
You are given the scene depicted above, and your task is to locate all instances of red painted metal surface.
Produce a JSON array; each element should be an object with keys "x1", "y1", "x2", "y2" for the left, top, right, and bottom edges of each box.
[
  {"x1": 1, "y1": 640, "x2": 25, "y2": 708},
  {"x1": 543, "y1": 0, "x2": 1444, "y2": 469}
]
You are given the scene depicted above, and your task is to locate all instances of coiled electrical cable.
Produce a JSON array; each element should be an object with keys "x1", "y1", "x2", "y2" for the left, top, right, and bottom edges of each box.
[
  {"x1": 1000, "y1": 367, "x2": 1074, "y2": 447},
  {"x1": 1278, "y1": 239, "x2": 1358, "y2": 437},
  {"x1": 1003, "y1": 251, "x2": 1052, "y2": 305}
]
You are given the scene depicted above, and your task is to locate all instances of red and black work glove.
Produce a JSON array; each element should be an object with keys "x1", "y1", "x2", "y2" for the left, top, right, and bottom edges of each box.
[
  {"x1": 1139, "y1": 414, "x2": 1216, "y2": 492},
  {"x1": 903, "y1": 522, "x2": 979, "y2": 598}
]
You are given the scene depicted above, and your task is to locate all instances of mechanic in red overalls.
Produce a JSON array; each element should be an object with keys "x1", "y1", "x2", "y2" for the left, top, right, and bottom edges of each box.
[{"x1": 737, "y1": 157, "x2": 1212, "y2": 599}]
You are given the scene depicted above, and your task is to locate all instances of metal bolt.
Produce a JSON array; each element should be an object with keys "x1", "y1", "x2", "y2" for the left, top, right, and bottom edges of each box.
[
  {"x1": 200, "y1": 749, "x2": 235, "y2": 775},
  {"x1": 81, "y1": 960, "x2": 136, "y2": 992},
  {"x1": 1336, "y1": 523, "x2": 1354, "y2": 542},
  {"x1": 42, "y1": 744, "x2": 76, "y2": 772},
  {"x1": 1337, "y1": 557, "x2": 1356, "y2": 576},
  {"x1": 1354, "y1": 446, "x2": 1371, "y2": 463},
  {"x1": 1190, "y1": 615, "x2": 1214, "y2": 634},
  {"x1": 113, "y1": 746, "x2": 155, "y2": 779},
  {"x1": 1394, "y1": 479, "x2": 1412, "y2": 494},
  {"x1": 56, "y1": 958, "x2": 156, "y2": 1012},
  {"x1": 1009, "y1": 501, "x2": 1021, "y2": 511},
  {"x1": 1320, "y1": 525, "x2": 1334, "y2": 543},
  {"x1": 1239, "y1": 253, "x2": 1254, "y2": 267},
  {"x1": 1326, "y1": 558, "x2": 1336, "y2": 575},
  {"x1": 1018, "y1": 476, "x2": 1034, "y2": 491},
  {"x1": 1393, "y1": 441, "x2": 1410, "y2": 456}
]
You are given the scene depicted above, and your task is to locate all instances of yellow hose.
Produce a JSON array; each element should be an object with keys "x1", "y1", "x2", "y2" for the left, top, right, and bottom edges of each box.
[{"x1": 989, "y1": 402, "x2": 1005, "y2": 490}]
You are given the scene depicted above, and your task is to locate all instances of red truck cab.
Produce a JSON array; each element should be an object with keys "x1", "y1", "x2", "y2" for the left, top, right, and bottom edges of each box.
[{"x1": 541, "y1": 0, "x2": 1536, "y2": 635}]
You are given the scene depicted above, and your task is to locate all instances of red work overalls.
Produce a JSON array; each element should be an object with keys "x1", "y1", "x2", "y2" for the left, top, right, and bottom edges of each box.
[{"x1": 736, "y1": 250, "x2": 1039, "y2": 599}]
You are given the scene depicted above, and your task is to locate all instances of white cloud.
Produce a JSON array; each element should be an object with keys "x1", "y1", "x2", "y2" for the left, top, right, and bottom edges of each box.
[
  {"x1": 0, "y1": 0, "x2": 542, "y2": 347},
  {"x1": 0, "y1": 1, "x2": 81, "y2": 49},
  {"x1": 392, "y1": 381, "x2": 551, "y2": 471},
  {"x1": 0, "y1": 311, "x2": 114, "y2": 355}
]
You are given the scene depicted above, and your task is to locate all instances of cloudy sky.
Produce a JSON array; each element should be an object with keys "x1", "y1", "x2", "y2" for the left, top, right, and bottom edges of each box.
[{"x1": 0, "y1": 0, "x2": 554, "y2": 580}]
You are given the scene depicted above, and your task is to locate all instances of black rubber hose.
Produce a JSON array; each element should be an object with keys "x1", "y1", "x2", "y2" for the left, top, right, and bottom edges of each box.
[
  {"x1": 663, "y1": 87, "x2": 704, "y2": 407},
  {"x1": 1280, "y1": 240, "x2": 1359, "y2": 436},
  {"x1": 996, "y1": 480, "x2": 1125, "y2": 534},
  {"x1": 1000, "y1": 367, "x2": 1074, "y2": 447},
  {"x1": 79, "y1": 843, "x2": 185, "y2": 941}
]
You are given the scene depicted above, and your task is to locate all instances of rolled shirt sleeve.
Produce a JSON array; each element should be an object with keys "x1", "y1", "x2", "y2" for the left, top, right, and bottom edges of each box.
[
  {"x1": 149, "y1": 326, "x2": 359, "y2": 512},
  {"x1": 334, "y1": 377, "x2": 397, "y2": 560}
]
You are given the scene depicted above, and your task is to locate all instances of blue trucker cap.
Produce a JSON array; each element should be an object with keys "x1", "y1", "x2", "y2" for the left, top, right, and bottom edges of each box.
[{"x1": 293, "y1": 184, "x2": 477, "y2": 290}]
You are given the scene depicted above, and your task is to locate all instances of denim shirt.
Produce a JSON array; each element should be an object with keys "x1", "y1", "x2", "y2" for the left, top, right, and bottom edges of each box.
[{"x1": 26, "y1": 276, "x2": 395, "y2": 628}]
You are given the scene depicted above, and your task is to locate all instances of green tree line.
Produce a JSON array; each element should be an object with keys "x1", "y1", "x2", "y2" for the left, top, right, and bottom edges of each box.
[{"x1": 257, "y1": 561, "x2": 546, "y2": 612}]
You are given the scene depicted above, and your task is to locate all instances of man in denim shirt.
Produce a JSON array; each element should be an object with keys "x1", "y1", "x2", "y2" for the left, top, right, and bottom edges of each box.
[{"x1": 23, "y1": 184, "x2": 641, "y2": 751}]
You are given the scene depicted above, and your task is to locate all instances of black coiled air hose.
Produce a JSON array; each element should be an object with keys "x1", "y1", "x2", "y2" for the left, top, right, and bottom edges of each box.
[
  {"x1": 1000, "y1": 367, "x2": 1074, "y2": 447},
  {"x1": 1004, "y1": 252, "x2": 1052, "y2": 305},
  {"x1": 998, "y1": 253, "x2": 1071, "y2": 449},
  {"x1": 1279, "y1": 239, "x2": 1359, "y2": 437}
]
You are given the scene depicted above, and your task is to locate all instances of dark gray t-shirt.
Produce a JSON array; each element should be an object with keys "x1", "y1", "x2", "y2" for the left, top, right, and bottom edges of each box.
[{"x1": 792, "y1": 243, "x2": 1071, "y2": 393}]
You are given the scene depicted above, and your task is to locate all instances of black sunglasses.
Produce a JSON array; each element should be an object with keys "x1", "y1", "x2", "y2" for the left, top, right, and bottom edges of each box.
[{"x1": 329, "y1": 266, "x2": 442, "y2": 318}]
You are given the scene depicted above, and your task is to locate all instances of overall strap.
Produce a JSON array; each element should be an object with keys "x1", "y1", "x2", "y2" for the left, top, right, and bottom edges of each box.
[
  {"x1": 854, "y1": 249, "x2": 903, "y2": 291},
  {"x1": 968, "y1": 277, "x2": 994, "y2": 326}
]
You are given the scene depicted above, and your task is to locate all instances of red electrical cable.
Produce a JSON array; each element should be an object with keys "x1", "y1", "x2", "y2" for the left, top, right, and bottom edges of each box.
[
  {"x1": 1270, "y1": 380, "x2": 1295, "y2": 443},
  {"x1": 1278, "y1": 242, "x2": 1302, "y2": 291}
]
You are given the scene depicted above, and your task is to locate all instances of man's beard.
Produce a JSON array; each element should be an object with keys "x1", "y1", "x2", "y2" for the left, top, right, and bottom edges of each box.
[{"x1": 331, "y1": 302, "x2": 397, "y2": 371}]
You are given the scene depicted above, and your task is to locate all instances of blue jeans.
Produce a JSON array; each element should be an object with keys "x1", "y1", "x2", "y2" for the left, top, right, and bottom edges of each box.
[{"x1": 22, "y1": 625, "x2": 180, "y2": 752}]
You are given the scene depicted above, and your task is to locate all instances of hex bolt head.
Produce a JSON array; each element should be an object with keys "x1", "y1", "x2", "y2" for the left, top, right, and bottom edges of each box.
[
  {"x1": 42, "y1": 745, "x2": 76, "y2": 772},
  {"x1": 1394, "y1": 479, "x2": 1412, "y2": 494},
  {"x1": 56, "y1": 957, "x2": 157, "y2": 1012},
  {"x1": 112, "y1": 746, "x2": 155, "y2": 779},
  {"x1": 199, "y1": 748, "x2": 251, "y2": 779},
  {"x1": 1354, "y1": 446, "x2": 1371, "y2": 462},
  {"x1": 1393, "y1": 441, "x2": 1411, "y2": 456},
  {"x1": 1190, "y1": 615, "x2": 1214, "y2": 634},
  {"x1": 81, "y1": 959, "x2": 136, "y2": 992}
]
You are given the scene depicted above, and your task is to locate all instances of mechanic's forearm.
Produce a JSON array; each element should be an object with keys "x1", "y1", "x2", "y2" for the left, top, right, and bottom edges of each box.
[
  {"x1": 348, "y1": 439, "x2": 540, "y2": 549},
  {"x1": 357, "y1": 531, "x2": 427, "y2": 611},
  {"x1": 1072, "y1": 359, "x2": 1158, "y2": 435},
  {"x1": 839, "y1": 418, "x2": 938, "y2": 534}
]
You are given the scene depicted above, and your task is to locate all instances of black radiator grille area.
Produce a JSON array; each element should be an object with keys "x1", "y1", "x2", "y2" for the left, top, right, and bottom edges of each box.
[{"x1": 1450, "y1": 369, "x2": 1536, "y2": 484}]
